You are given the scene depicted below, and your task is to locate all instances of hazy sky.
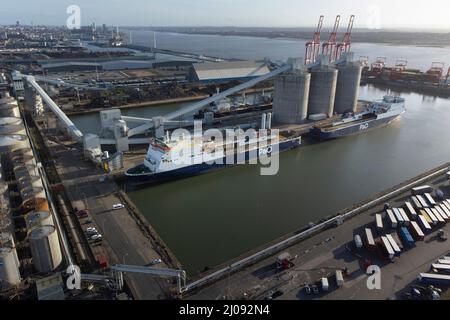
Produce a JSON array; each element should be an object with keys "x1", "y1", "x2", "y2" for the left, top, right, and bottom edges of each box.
[{"x1": 1, "y1": 0, "x2": 450, "y2": 29}]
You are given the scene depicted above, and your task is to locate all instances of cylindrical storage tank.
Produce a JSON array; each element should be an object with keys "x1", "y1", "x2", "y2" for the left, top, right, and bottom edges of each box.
[
  {"x1": 0, "y1": 247, "x2": 21, "y2": 288},
  {"x1": 0, "y1": 102, "x2": 20, "y2": 118},
  {"x1": 14, "y1": 164, "x2": 39, "y2": 180},
  {"x1": 273, "y1": 72, "x2": 311, "y2": 124},
  {"x1": 18, "y1": 175, "x2": 43, "y2": 190},
  {"x1": 0, "y1": 232, "x2": 20, "y2": 268},
  {"x1": 0, "y1": 117, "x2": 24, "y2": 136},
  {"x1": 308, "y1": 66, "x2": 338, "y2": 117},
  {"x1": 23, "y1": 197, "x2": 49, "y2": 214},
  {"x1": 29, "y1": 226, "x2": 62, "y2": 273},
  {"x1": 12, "y1": 147, "x2": 33, "y2": 159},
  {"x1": 334, "y1": 62, "x2": 363, "y2": 114},
  {"x1": 13, "y1": 154, "x2": 37, "y2": 167},
  {"x1": 0, "y1": 135, "x2": 30, "y2": 154},
  {"x1": 25, "y1": 211, "x2": 54, "y2": 230},
  {"x1": 21, "y1": 187, "x2": 46, "y2": 210}
]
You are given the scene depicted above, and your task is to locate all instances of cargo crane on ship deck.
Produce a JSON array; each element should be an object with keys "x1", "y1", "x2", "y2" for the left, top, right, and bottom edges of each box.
[
  {"x1": 336, "y1": 15, "x2": 355, "y2": 61},
  {"x1": 305, "y1": 15, "x2": 324, "y2": 65},
  {"x1": 371, "y1": 57, "x2": 387, "y2": 75},
  {"x1": 322, "y1": 15, "x2": 341, "y2": 63},
  {"x1": 390, "y1": 59, "x2": 408, "y2": 80},
  {"x1": 426, "y1": 62, "x2": 445, "y2": 83}
]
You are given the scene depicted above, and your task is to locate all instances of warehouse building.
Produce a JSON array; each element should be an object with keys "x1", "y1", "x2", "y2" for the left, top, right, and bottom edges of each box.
[
  {"x1": 41, "y1": 62, "x2": 103, "y2": 73},
  {"x1": 189, "y1": 60, "x2": 270, "y2": 83}
]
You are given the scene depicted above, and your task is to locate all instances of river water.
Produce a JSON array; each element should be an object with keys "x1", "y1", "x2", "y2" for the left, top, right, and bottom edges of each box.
[{"x1": 72, "y1": 32, "x2": 450, "y2": 274}]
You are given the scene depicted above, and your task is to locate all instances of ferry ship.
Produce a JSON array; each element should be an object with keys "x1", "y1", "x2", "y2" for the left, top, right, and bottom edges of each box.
[
  {"x1": 125, "y1": 130, "x2": 302, "y2": 184},
  {"x1": 310, "y1": 95, "x2": 406, "y2": 140}
]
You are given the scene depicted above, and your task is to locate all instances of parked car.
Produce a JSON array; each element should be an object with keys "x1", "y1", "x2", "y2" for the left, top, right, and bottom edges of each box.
[
  {"x1": 113, "y1": 203, "x2": 125, "y2": 210},
  {"x1": 90, "y1": 234, "x2": 102, "y2": 241},
  {"x1": 77, "y1": 209, "x2": 89, "y2": 218},
  {"x1": 311, "y1": 285, "x2": 319, "y2": 295},
  {"x1": 86, "y1": 227, "x2": 97, "y2": 234},
  {"x1": 271, "y1": 290, "x2": 283, "y2": 299},
  {"x1": 304, "y1": 285, "x2": 312, "y2": 295},
  {"x1": 150, "y1": 259, "x2": 162, "y2": 265}
]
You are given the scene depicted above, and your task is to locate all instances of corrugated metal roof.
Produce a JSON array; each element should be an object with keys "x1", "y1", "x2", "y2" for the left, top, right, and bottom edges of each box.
[
  {"x1": 42, "y1": 61, "x2": 101, "y2": 69},
  {"x1": 193, "y1": 60, "x2": 270, "y2": 81}
]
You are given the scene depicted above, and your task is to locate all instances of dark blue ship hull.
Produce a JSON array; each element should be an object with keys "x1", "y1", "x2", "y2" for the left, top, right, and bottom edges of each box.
[
  {"x1": 125, "y1": 137, "x2": 301, "y2": 187},
  {"x1": 310, "y1": 114, "x2": 399, "y2": 140}
]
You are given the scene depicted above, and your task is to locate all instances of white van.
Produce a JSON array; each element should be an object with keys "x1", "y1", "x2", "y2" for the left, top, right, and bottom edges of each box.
[
  {"x1": 321, "y1": 278, "x2": 329, "y2": 292},
  {"x1": 354, "y1": 234, "x2": 363, "y2": 249}
]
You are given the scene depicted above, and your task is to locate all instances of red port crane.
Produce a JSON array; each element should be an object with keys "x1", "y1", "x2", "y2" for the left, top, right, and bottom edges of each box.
[
  {"x1": 322, "y1": 15, "x2": 341, "y2": 63},
  {"x1": 336, "y1": 15, "x2": 355, "y2": 61},
  {"x1": 305, "y1": 15, "x2": 324, "y2": 65}
]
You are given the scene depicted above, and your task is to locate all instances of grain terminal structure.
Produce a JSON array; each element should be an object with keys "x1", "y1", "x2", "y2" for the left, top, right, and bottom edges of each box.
[
  {"x1": 272, "y1": 54, "x2": 362, "y2": 124},
  {"x1": 308, "y1": 65, "x2": 338, "y2": 118},
  {"x1": 189, "y1": 60, "x2": 271, "y2": 83},
  {"x1": 273, "y1": 71, "x2": 311, "y2": 124}
]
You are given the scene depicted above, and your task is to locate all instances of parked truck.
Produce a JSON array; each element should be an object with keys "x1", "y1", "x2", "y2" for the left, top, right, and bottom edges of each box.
[
  {"x1": 399, "y1": 227, "x2": 416, "y2": 249},
  {"x1": 335, "y1": 270, "x2": 344, "y2": 288},
  {"x1": 276, "y1": 252, "x2": 294, "y2": 270}
]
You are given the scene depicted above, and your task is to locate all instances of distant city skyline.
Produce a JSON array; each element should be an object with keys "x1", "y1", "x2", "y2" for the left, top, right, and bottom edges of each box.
[{"x1": 1, "y1": 0, "x2": 450, "y2": 30}]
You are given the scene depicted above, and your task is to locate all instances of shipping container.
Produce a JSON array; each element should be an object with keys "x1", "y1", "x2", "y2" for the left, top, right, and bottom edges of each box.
[
  {"x1": 431, "y1": 264, "x2": 450, "y2": 273},
  {"x1": 405, "y1": 202, "x2": 418, "y2": 220},
  {"x1": 412, "y1": 185, "x2": 433, "y2": 195},
  {"x1": 393, "y1": 208, "x2": 405, "y2": 225},
  {"x1": 409, "y1": 221, "x2": 425, "y2": 241},
  {"x1": 425, "y1": 208, "x2": 438, "y2": 225},
  {"x1": 437, "y1": 205, "x2": 449, "y2": 220},
  {"x1": 321, "y1": 278, "x2": 329, "y2": 291},
  {"x1": 411, "y1": 196, "x2": 423, "y2": 209},
  {"x1": 390, "y1": 232, "x2": 404, "y2": 251},
  {"x1": 431, "y1": 208, "x2": 445, "y2": 224},
  {"x1": 381, "y1": 236, "x2": 395, "y2": 261},
  {"x1": 416, "y1": 195, "x2": 429, "y2": 208},
  {"x1": 421, "y1": 210, "x2": 433, "y2": 225},
  {"x1": 386, "y1": 234, "x2": 402, "y2": 255},
  {"x1": 365, "y1": 228, "x2": 376, "y2": 250},
  {"x1": 438, "y1": 259, "x2": 450, "y2": 265},
  {"x1": 443, "y1": 201, "x2": 450, "y2": 211},
  {"x1": 439, "y1": 204, "x2": 450, "y2": 219},
  {"x1": 375, "y1": 214, "x2": 384, "y2": 231},
  {"x1": 398, "y1": 227, "x2": 415, "y2": 248},
  {"x1": 386, "y1": 209, "x2": 398, "y2": 228},
  {"x1": 399, "y1": 208, "x2": 410, "y2": 226},
  {"x1": 424, "y1": 193, "x2": 437, "y2": 206},
  {"x1": 419, "y1": 273, "x2": 450, "y2": 285},
  {"x1": 335, "y1": 270, "x2": 344, "y2": 287},
  {"x1": 418, "y1": 215, "x2": 433, "y2": 234}
]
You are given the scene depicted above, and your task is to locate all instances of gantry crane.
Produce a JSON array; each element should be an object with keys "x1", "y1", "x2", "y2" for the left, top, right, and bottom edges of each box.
[
  {"x1": 305, "y1": 15, "x2": 324, "y2": 65},
  {"x1": 322, "y1": 15, "x2": 341, "y2": 63},
  {"x1": 336, "y1": 15, "x2": 355, "y2": 61}
]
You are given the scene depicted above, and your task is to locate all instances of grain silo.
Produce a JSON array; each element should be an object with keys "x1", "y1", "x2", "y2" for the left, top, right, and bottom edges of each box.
[
  {"x1": 0, "y1": 247, "x2": 21, "y2": 288},
  {"x1": 0, "y1": 117, "x2": 25, "y2": 135},
  {"x1": 0, "y1": 135, "x2": 29, "y2": 154},
  {"x1": 334, "y1": 61, "x2": 363, "y2": 114},
  {"x1": 21, "y1": 187, "x2": 46, "y2": 210},
  {"x1": 0, "y1": 93, "x2": 20, "y2": 118},
  {"x1": 273, "y1": 71, "x2": 311, "y2": 124},
  {"x1": 308, "y1": 65, "x2": 338, "y2": 118},
  {"x1": 0, "y1": 232, "x2": 20, "y2": 268},
  {"x1": 26, "y1": 211, "x2": 54, "y2": 231},
  {"x1": 29, "y1": 226, "x2": 62, "y2": 273}
]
